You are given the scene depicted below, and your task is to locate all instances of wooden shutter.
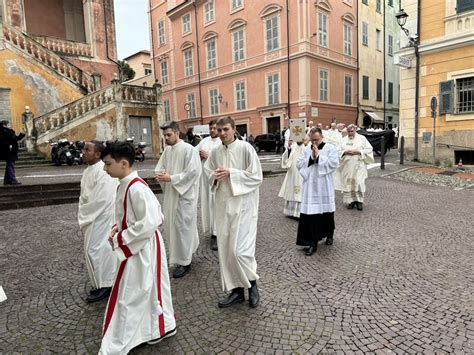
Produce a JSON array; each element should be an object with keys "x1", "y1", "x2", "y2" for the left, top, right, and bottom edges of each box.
[
  {"x1": 457, "y1": 0, "x2": 474, "y2": 13},
  {"x1": 439, "y1": 80, "x2": 454, "y2": 114}
]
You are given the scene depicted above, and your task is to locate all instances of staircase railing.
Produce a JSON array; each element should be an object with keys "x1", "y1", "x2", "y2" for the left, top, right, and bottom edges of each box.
[
  {"x1": 34, "y1": 83, "x2": 159, "y2": 138},
  {"x1": 33, "y1": 35, "x2": 93, "y2": 57},
  {"x1": 2, "y1": 23, "x2": 95, "y2": 93}
]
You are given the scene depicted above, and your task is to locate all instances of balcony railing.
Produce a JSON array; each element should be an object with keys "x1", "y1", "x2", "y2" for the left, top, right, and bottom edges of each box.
[{"x1": 33, "y1": 35, "x2": 93, "y2": 57}]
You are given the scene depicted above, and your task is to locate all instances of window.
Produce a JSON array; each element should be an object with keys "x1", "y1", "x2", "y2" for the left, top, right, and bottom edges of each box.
[
  {"x1": 206, "y1": 40, "x2": 217, "y2": 70},
  {"x1": 204, "y1": 1, "x2": 214, "y2": 23},
  {"x1": 376, "y1": 79, "x2": 382, "y2": 102},
  {"x1": 231, "y1": 0, "x2": 243, "y2": 11},
  {"x1": 343, "y1": 23, "x2": 352, "y2": 56},
  {"x1": 163, "y1": 99, "x2": 171, "y2": 121},
  {"x1": 233, "y1": 29, "x2": 245, "y2": 62},
  {"x1": 362, "y1": 0, "x2": 368, "y2": 5},
  {"x1": 235, "y1": 81, "x2": 246, "y2": 110},
  {"x1": 456, "y1": 77, "x2": 474, "y2": 113},
  {"x1": 362, "y1": 22, "x2": 368, "y2": 46},
  {"x1": 318, "y1": 12, "x2": 328, "y2": 47},
  {"x1": 363, "y1": 76, "x2": 369, "y2": 100},
  {"x1": 184, "y1": 49, "x2": 193, "y2": 77},
  {"x1": 376, "y1": 0, "x2": 381, "y2": 12},
  {"x1": 267, "y1": 73, "x2": 279, "y2": 105},
  {"x1": 388, "y1": 82, "x2": 393, "y2": 104},
  {"x1": 344, "y1": 75, "x2": 352, "y2": 105},
  {"x1": 160, "y1": 61, "x2": 168, "y2": 84},
  {"x1": 144, "y1": 68, "x2": 152, "y2": 76},
  {"x1": 266, "y1": 16, "x2": 279, "y2": 52},
  {"x1": 182, "y1": 14, "x2": 191, "y2": 34},
  {"x1": 158, "y1": 20, "x2": 165, "y2": 46},
  {"x1": 457, "y1": 0, "x2": 474, "y2": 13},
  {"x1": 209, "y1": 88, "x2": 219, "y2": 115},
  {"x1": 319, "y1": 69, "x2": 328, "y2": 101},
  {"x1": 187, "y1": 93, "x2": 196, "y2": 118},
  {"x1": 388, "y1": 34, "x2": 393, "y2": 56},
  {"x1": 388, "y1": 0, "x2": 393, "y2": 6},
  {"x1": 376, "y1": 29, "x2": 381, "y2": 51}
]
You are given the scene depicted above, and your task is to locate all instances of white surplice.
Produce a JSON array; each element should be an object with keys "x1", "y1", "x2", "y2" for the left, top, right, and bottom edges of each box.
[
  {"x1": 204, "y1": 139, "x2": 263, "y2": 291},
  {"x1": 297, "y1": 143, "x2": 339, "y2": 215},
  {"x1": 195, "y1": 136, "x2": 221, "y2": 237},
  {"x1": 154, "y1": 140, "x2": 201, "y2": 266},
  {"x1": 335, "y1": 133, "x2": 374, "y2": 203},
  {"x1": 100, "y1": 172, "x2": 175, "y2": 355},
  {"x1": 78, "y1": 160, "x2": 118, "y2": 289},
  {"x1": 278, "y1": 142, "x2": 305, "y2": 217},
  {"x1": 324, "y1": 129, "x2": 342, "y2": 149}
]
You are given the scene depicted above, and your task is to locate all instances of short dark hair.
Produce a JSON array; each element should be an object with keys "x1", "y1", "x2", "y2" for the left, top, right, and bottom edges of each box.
[
  {"x1": 217, "y1": 116, "x2": 235, "y2": 129},
  {"x1": 89, "y1": 140, "x2": 105, "y2": 154},
  {"x1": 160, "y1": 121, "x2": 180, "y2": 132},
  {"x1": 208, "y1": 118, "x2": 218, "y2": 126},
  {"x1": 309, "y1": 127, "x2": 323, "y2": 136},
  {"x1": 0, "y1": 120, "x2": 10, "y2": 127},
  {"x1": 101, "y1": 141, "x2": 135, "y2": 166}
]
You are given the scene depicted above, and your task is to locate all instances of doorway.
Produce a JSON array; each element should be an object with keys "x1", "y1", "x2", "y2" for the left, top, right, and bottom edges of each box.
[
  {"x1": 128, "y1": 116, "x2": 153, "y2": 152},
  {"x1": 266, "y1": 116, "x2": 280, "y2": 134},
  {"x1": 236, "y1": 124, "x2": 247, "y2": 139}
]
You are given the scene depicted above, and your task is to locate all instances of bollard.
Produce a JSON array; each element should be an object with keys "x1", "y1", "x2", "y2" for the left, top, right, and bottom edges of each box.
[
  {"x1": 380, "y1": 135, "x2": 385, "y2": 170},
  {"x1": 400, "y1": 136, "x2": 405, "y2": 165}
]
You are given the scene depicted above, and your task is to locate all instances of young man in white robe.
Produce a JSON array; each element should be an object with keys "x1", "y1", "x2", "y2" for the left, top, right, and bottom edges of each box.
[
  {"x1": 324, "y1": 122, "x2": 342, "y2": 148},
  {"x1": 278, "y1": 139, "x2": 305, "y2": 218},
  {"x1": 78, "y1": 141, "x2": 118, "y2": 303},
  {"x1": 296, "y1": 128, "x2": 339, "y2": 256},
  {"x1": 155, "y1": 121, "x2": 202, "y2": 279},
  {"x1": 335, "y1": 124, "x2": 374, "y2": 211},
  {"x1": 100, "y1": 142, "x2": 176, "y2": 354},
  {"x1": 204, "y1": 117, "x2": 263, "y2": 308},
  {"x1": 195, "y1": 119, "x2": 221, "y2": 250}
]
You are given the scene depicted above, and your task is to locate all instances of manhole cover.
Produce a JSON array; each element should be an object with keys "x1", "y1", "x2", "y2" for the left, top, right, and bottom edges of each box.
[{"x1": 437, "y1": 170, "x2": 457, "y2": 176}]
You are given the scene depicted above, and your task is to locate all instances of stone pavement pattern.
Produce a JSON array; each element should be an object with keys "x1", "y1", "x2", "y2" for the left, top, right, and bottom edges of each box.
[{"x1": 0, "y1": 171, "x2": 473, "y2": 354}]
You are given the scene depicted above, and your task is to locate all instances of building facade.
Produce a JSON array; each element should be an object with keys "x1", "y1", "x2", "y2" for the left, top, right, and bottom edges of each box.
[
  {"x1": 358, "y1": 0, "x2": 400, "y2": 129},
  {"x1": 150, "y1": 0, "x2": 358, "y2": 137},
  {"x1": 396, "y1": 0, "x2": 474, "y2": 165},
  {"x1": 122, "y1": 50, "x2": 155, "y2": 87}
]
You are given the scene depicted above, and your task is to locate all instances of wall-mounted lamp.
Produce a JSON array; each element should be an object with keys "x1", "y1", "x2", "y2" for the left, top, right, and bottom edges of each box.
[{"x1": 395, "y1": 9, "x2": 418, "y2": 47}]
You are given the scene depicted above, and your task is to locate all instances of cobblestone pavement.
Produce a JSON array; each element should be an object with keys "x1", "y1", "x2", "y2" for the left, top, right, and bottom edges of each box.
[{"x1": 0, "y1": 170, "x2": 473, "y2": 354}]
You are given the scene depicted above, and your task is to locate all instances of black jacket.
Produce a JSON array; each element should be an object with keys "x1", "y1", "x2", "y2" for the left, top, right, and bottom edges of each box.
[{"x1": 0, "y1": 126, "x2": 25, "y2": 161}]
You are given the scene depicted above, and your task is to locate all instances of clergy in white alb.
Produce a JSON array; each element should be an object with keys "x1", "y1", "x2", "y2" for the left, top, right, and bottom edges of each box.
[
  {"x1": 78, "y1": 141, "x2": 118, "y2": 303},
  {"x1": 296, "y1": 128, "x2": 339, "y2": 256},
  {"x1": 278, "y1": 140, "x2": 305, "y2": 218},
  {"x1": 204, "y1": 117, "x2": 263, "y2": 309},
  {"x1": 100, "y1": 142, "x2": 175, "y2": 354},
  {"x1": 194, "y1": 119, "x2": 221, "y2": 250},
  {"x1": 155, "y1": 121, "x2": 202, "y2": 279},
  {"x1": 335, "y1": 124, "x2": 374, "y2": 211},
  {"x1": 324, "y1": 122, "x2": 342, "y2": 149}
]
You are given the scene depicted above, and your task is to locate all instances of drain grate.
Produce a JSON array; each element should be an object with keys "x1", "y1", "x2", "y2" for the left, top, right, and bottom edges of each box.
[{"x1": 437, "y1": 170, "x2": 457, "y2": 176}]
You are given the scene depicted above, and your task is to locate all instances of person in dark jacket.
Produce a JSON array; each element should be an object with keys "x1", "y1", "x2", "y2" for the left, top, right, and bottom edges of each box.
[{"x1": 0, "y1": 120, "x2": 25, "y2": 185}]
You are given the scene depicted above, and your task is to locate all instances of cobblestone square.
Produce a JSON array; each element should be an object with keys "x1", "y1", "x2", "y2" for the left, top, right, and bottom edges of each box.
[{"x1": 0, "y1": 170, "x2": 473, "y2": 353}]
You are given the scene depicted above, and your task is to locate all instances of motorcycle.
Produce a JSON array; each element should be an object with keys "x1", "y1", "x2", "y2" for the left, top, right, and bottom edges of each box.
[
  {"x1": 126, "y1": 137, "x2": 146, "y2": 162},
  {"x1": 49, "y1": 139, "x2": 84, "y2": 166},
  {"x1": 70, "y1": 140, "x2": 85, "y2": 165}
]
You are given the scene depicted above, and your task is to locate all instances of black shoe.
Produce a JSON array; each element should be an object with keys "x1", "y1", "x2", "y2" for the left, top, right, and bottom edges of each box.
[
  {"x1": 86, "y1": 287, "x2": 111, "y2": 303},
  {"x1": 218, "y1": 288, "x2": 245, "y2": 308},
  {"x1": 210, "y1": 235, "x2": 218, "y2": 251},
  {"x1": 305, "y1": 245, "x2": 317, "y2": 256},
  {"x1": 302, "y1": 247, "x2": 310, "y2": 252},
  {"x1": 173, "y1": 264, "x2": 191, "y2": 279},
  {"x1": 325, "y1": 237, "x2": 334, "y2": 246},
  {"x1": 11, "y1": 181, "x2": 22, "y2": 185},
  {"x1": 147, "y1": 328, "x2": 177, "y2": 345},
  {"x1": 356, "y1": 202, "x2": 363, "y2": 211},
  {"x1": 248, "y1": 281, "x2": 260, "y2": 308},
  {"x1": 347, "y1": 202, "x2": 355, "y2": 209}
]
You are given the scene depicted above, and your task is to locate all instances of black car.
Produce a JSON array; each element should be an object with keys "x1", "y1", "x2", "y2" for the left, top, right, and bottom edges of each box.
[{"x1": 253, "y1": 133, "x2": 282, "y2": 153}]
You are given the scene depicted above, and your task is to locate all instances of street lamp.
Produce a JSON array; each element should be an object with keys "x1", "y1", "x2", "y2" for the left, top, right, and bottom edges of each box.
[{"x1": 396, "y1": 8, "x2": 420, "y2": 161}]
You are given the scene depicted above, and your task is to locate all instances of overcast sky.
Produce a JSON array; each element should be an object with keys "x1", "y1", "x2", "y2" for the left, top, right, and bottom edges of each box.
[{"x1": 114, "y1": 0, "x2": 150, "y2": 59}]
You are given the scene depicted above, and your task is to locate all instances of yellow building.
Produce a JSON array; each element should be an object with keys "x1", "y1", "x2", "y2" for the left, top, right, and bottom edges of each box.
[{"x1": 396, "y1": 0, "x2": 474, "y2": 165}]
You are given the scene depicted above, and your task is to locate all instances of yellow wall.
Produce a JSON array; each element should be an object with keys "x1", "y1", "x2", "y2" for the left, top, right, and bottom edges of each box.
[
  {"x1": 0, "y1": 48, "x2": 84, "y2": 132},
  {"x1": 420, "y1": 2, "x2": 445, "y2": 41}
]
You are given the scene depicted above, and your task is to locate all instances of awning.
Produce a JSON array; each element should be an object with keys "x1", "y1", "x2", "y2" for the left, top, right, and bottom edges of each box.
[{"x1": 364, "y1": 111, "x2": 385, "y2": 123}]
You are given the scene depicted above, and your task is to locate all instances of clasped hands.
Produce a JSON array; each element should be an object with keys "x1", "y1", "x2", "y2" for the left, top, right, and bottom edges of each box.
[
  {"x1": 344, "y1": 149, "x2": 361, "y2": 155},
  {"x1": 155, "y1": 171, "x2": 171, "y2": 183},
  {"x1": 213, "y1": 167, "x2": 230, "y2": 182},
  {"x1": 108, "y1": 225, "x2": 118, "y2": 249}
]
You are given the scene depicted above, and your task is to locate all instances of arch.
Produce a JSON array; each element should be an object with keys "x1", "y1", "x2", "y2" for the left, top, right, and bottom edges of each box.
[
  {"x1": 315, "y1": 0, "x2": 333, "y2": 13},
  {"x1": 259, "y1": 3, "x2": 282, "y2": 18},
  {"x1": 228, "y1": 18, "x2": 247, "y2": 31},
  {"x1": 341, "y1": 12, "x2": 356, "y2": 24},
  {"x1": 180, "y1": 41, "x2": 194, "y2": 50},
  {"x1": 202, "y1": 30, "x2": 218, "y2": 42}
]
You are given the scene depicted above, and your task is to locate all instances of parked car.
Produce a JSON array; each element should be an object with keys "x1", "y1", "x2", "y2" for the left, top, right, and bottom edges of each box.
[{"x1": 253, "y1": 133, "x2": 282, "y2": 153}]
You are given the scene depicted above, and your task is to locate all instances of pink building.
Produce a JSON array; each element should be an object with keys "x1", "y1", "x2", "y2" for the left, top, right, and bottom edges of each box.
[{"x1": 150, "y1": 0, "x2": 358, "y2": 136}]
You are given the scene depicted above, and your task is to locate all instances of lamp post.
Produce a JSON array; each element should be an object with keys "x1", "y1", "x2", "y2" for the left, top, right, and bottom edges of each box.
[{"x1": 396, "y1": 8, "x2": 420, "y2": 161}]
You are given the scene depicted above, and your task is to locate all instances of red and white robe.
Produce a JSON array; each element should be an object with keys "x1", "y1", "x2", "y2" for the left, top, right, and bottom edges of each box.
[{"x1": 99, "y1": 172, "x2": 175, "y2": 354}]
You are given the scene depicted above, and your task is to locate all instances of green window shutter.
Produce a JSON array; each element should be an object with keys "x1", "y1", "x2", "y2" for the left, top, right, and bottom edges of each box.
[
  {"x1": 439, "y1": 80, "x2": 454, "y2": 114},
  {"x1": 457, "y1": 0, "x2": 474, "y2": 13}
]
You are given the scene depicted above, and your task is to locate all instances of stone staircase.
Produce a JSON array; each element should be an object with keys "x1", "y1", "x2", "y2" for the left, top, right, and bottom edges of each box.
[
  {"x1": 0, "y1": 178, "x2": 162, "y2": 211},
  {"x1": 0, "y1": 150, "x2": 51, "y2": 169}
]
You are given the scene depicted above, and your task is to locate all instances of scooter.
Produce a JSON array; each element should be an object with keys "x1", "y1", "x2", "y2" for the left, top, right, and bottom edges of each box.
[{"x1": 126, "y1": 137, "x2": 146, "y2": 162}]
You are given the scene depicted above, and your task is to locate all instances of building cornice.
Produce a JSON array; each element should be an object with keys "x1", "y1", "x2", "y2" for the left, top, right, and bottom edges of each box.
[
  {"x1": 166, "y1": 0, "x2": 195, "y2": 19},
  {"x1": 419, "y1": 32, "x2": 474, "y2": 54}
]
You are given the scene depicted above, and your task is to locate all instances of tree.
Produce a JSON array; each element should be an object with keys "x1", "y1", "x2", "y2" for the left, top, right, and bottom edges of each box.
[{"x1": 118, "y1": 60, "x2": 135, "y2": 81}]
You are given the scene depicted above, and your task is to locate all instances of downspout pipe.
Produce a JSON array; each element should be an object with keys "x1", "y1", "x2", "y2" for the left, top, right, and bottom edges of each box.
[
  {"x1": 193, "y1": 3, "x2": 204, "y2": 125},
  {"x1": 103, "y1": 0, "x2": 121, "y2": 84},
  {"x1": 355, "y1": 0, "x2": 360, "y2": 125},
  {"x1": 414, "y1": 0, "x2": 421, "y2": 161},
  {"x1": 149, "y1": 0, "x2": 158, "y2": 82},
  {"x1": 383, "y1": 0, "x2": 386, "y2": 128},
  {"x1": 286, "y1": 0, "x2": 290, "y2": 120}
]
